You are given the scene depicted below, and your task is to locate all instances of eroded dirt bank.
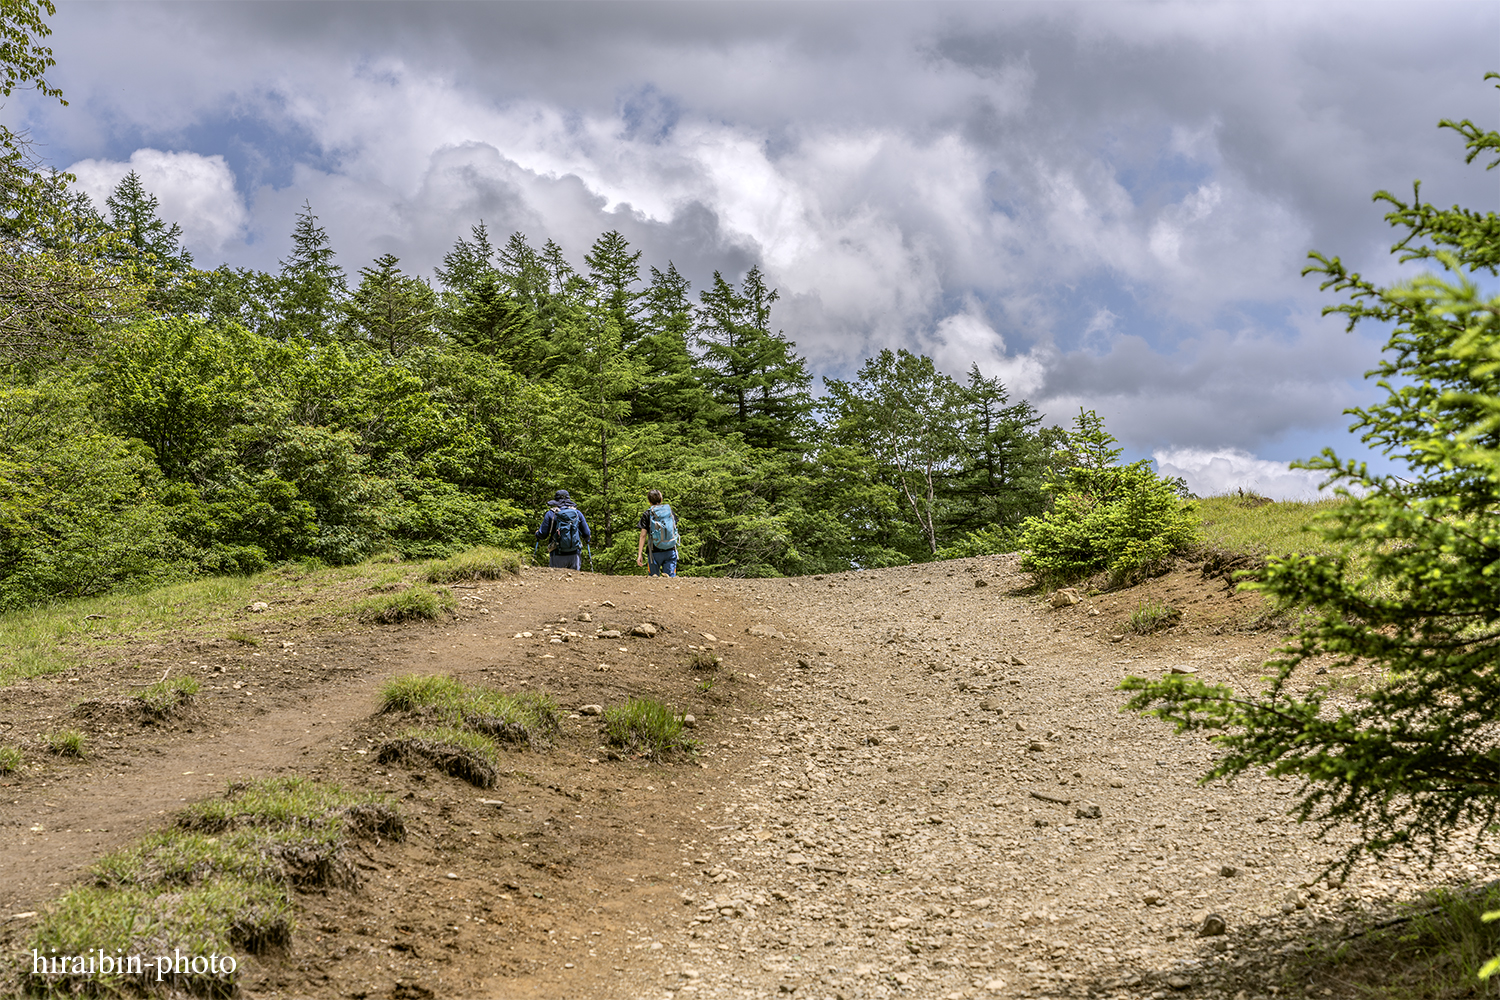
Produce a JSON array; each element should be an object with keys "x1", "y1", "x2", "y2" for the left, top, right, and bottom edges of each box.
[{"x1": 1, "y1": 558, "x2": 1490, "y2": 999}]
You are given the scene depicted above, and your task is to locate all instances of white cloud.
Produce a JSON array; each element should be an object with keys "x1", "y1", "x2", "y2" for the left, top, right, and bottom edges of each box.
[
  {"x1": 1153, "y1": 447, "x2": 1333, "y2": 500},
  {"x1": 67, "y1": 149, "x2": 248, "y2": 257}
]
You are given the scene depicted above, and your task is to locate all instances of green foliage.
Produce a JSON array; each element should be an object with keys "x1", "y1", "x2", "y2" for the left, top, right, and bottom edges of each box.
[
  {"x1": 340, "y1": 252, "x2": 437, "y2": 356},
  {"x1": 602, "y1": 697, "x2": 695, "y2": 758},
  {"x1": 934, "y1": 522, "x2": 1018, "y2": 560},
  {"x1": 1019, "y1": 409, "x2": 1198, "y2": 585},
  {"x1": 0, "y1": 0, "x2": 63, "y2": 103},
  {"x1": 0, "y1": 744, "x2": 21, "y2": 773},
  {"x1": 1122, "y1": 82, "x2": 1500, "y2": 873}
]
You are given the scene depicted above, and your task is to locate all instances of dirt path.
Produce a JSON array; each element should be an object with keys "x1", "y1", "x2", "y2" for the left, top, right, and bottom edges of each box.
[{"x1": 1, "y1": 559, "x2": 1491, "y2": 999}]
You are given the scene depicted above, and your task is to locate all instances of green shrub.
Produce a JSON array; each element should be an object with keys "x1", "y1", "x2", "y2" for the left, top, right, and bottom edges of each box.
[
  {"x1": 602, "y1": 697, "x2": 695, "y2": 758},
  {"x1": 0, "y1": 745, "x2": 21, "y2": 773},
  {"x1": 424, "y1": 546, "x2": 522, "y2": 583},
  {"x1": 935, "y1": 523, "x2": 1018, "y2": 560},
  {"x1": 1019, "y1": 410, "x2": 1197, "y2": 586}
]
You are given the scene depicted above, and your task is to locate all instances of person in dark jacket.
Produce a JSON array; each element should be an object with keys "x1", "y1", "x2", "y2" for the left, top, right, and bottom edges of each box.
[{"x1": 535, "y1": 489, "x2": 591, "y2": 570}]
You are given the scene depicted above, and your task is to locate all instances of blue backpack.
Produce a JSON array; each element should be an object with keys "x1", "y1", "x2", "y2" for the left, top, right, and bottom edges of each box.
[
  {"x1": 551, "y1": 506, "x2": 583, "y2": 554},
  {"x1": 647, "y1": 504, "x2": 678, "y2": 551}
]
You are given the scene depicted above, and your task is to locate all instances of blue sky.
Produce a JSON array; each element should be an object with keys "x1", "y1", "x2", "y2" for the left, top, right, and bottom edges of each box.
[{"x1": 11, "y1": 1, "x2": 1499, "y2": 496}]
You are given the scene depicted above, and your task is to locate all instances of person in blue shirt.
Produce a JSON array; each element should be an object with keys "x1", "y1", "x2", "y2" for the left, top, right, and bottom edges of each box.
[{"x1": 535, "y1": 489, "x2": 591, "y2": 570}]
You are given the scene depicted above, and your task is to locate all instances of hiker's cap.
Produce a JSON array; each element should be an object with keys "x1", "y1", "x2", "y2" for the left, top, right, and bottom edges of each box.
[{"x1": 554, "y1": 489, "x2": 570, "y2": 500}]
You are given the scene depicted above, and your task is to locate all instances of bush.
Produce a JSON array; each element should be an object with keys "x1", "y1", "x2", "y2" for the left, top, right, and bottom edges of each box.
[
  {"x1": 0, "y1": 745, "x2": 21, "y2": 773},
  {"x1": 1019, "y1": 410, "x2": 1197, "y2": 586}
]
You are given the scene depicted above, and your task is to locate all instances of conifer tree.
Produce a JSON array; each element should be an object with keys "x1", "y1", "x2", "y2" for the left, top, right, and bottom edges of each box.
[
  {"x1": 276, "y1": 202, "x2": 345, "y2": 342},
  {"x1": 1123, "y1": 85, "x2": 1500, "y2": 870},
  {"x1": 341, "y1": 253, "x2": 437, "y2": 357},
  {"x1": 694, "y1": 266, "x2": 811, "y2": 452},
  {"x1": 103, "y1": 170, "x2": 194, "y2": 276},
  {"x1": 631, "y1": 261, "x2": 714, "y2": 426}
]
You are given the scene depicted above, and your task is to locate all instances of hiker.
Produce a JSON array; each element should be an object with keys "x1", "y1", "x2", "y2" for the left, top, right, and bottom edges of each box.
[
  {"x1": 535, "y1": 489, "x2": 591, "y2": 570},
  {"x1": 635, "y1": 489, "x2": 679, "y2": 577}
]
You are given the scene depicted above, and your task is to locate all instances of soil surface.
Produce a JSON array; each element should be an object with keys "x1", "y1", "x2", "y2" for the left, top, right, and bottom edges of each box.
[{"x1": 0, "y1": 557, "x2": 1492, "y2": 1000}]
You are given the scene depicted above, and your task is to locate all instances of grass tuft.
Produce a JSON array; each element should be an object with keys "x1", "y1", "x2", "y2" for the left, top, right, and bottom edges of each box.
[
  {"x1": 135, "y1": 675, "x2": 201, "y2": 717},
  {"x1": 379, "y1": 674, "x2": 559, "y2": 747},
  {"x1": 0, "y1": 745, "x2": 21, "y2": 774},
  {"x1": 376, "y1": 726, "x2": 499, "y2": 788},
  {"x1": 424, "y1": 546, "x2": 523, "y2": 583},
  {"x1": 45, "y1": 728, "x2": 86, "y2": 758},
  {"x1": 1128, "y1": 599, "x2": 1182, "y2": 635},
  {"x1": 687, "y1": 649, "x2": 721, "y2": 671},
  {"x1": 602, "y1": 697, "x2": 696, "y2": 758},
  {"x1": 356, "y1": 585, "x2": 455, "y2": 624},
  {"x1": 224, "y1": 630, "x2": 259, "y2": 646},
  {"x1": 26, "y1": 778, "x2": 399, "y2": 997}
]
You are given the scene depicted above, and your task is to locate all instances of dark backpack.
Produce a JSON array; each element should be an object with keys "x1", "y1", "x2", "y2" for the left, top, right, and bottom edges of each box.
[
  {"x1": 647, "y1": 503, "x2": 679, "y2": 551},
  {"x1": 551, "y1": 506, "x2": 583, "y2": 554}
]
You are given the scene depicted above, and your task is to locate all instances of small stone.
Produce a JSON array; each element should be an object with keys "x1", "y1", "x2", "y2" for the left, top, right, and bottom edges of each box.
[
  {"x1": 785, "y1": 853, "x2": 811, "y2": 866},
  {"x1": 983, "y1": 979, "x2": 1007, "y2": 992},
  {"x1": 1027, "y1": 741, "x2": 1045, "y2": 752},
  {"x1": 1219, "y1": 864, "x2": 1239, "y2": 878},
  {"x1": 702, "y1": 633, "x2": 717, "y2": 642},
  {"x1": 1197, "y1": 913, "x2": 1227, "y2": 937},
  {"x1": 979, "y1": 698, "x2": 1001, "y2": 712},
  {"x1": 600, "y1": 630, "x2": 623, "y2": 639},
  {"x1": 1142, "y1": 892, "x2": 1164, "y2": 906},
  {"x1": 682, "y1": 714, "x2": 697, "y2": 728},
  {"x1": 1280, "y1": 901, "x2": 1297, "y2": 915},
  {"x1": 249, "y1": 601, "x2": 269, "y2": 613},
  {"x1": 600, "y1": 600, "x2": 615, "y2": 607},
  {"x1": 1015, "y1": 721, "x2": 1026, "y2": 732},
  {"x1": 1169, "y1": 665, "x2": 1198, "y2": 675},
  {"x1": 1010, "y1": 656, "x2": 1026, "y2": 666},
  {"x1": 579, "y1": 704, "x2": 603, "y2": 716},
  {"x1": 1166, "y1": 974, "x2": 1194, "y2": 990},
  {"x1": 797, "y1": 659, "x2": 812, "y2": 669},
  {"x1": 932, "y1": 612, "x2": 943, "y2": 620},
  {"x1": 1050, "y1": 588, "x2": 1081, "y2": 607},
  {"x1": 974, "y1": 578, "x2": 989, "y2": 588},
  {"x1": 1108, "y1": 778, "x2": 1125, "y2": 788},
  {"x1": 631, "y1": 623, "x2": 659, "y2": 637},
  {"x1": 1074, "y1": 803, "x2": 1102, "y2": 820},
  {"x1": 576, "y1": 612, "x2": 593, "y2": 621},
  {"x1": 1109, "y1": 634, "x2": 1126, "y2": 642}
]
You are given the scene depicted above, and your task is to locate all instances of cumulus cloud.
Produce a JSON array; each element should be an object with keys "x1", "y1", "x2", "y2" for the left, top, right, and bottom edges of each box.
[
  {"x1": 1153, "y1": 447, "x2": 1334, "y2": 500},
  {"x1": 67, "y1": 149, "x2": 249, "y2": 257},
  {"x1": 16, "y1": 1, "x2": 1496, "y2": 472}
]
